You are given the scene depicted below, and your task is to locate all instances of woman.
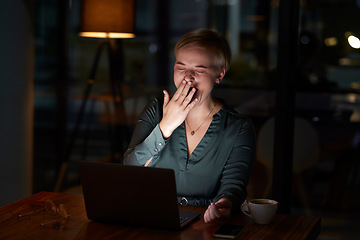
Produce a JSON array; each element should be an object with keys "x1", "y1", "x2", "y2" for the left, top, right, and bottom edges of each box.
[{"x1": 124, "y1": 28, "x2": 256, "y2": 224}]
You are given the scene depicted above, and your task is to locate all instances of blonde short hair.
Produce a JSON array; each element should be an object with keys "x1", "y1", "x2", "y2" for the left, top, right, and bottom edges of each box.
[{"x1": 174, "y1": 28, "x2": 232, "y2": 71}]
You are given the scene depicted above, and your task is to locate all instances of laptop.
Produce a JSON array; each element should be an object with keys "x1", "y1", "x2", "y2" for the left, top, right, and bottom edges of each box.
[{"x1": 78, "y1": 161, "x2": 201, "y2": 229}]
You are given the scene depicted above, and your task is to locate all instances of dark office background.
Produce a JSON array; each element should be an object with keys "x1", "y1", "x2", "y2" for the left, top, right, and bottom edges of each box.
[{"x1": 1, "y1": 0, "x2": 360, "y2": 239}]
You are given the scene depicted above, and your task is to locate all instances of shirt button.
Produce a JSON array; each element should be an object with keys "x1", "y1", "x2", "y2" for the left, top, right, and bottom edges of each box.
[
  {"x1": 154, "y1": 148, "x2": 158, "y2": 152},
  {"x1": 158, "y1": 142, "x2": 163, "y2": 146}
]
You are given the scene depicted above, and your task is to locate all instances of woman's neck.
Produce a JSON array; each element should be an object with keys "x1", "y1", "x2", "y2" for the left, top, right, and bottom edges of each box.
[{"x1": 187, "y1": 97, "x2": 218, "y2": 120}]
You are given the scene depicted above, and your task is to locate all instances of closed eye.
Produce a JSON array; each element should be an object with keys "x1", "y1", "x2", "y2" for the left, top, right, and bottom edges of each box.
[
  {"x1": 195, "y1": 65, "x2": 207, "y2": 74},
  {"x1": 175, "y1": 62, "x2": 185, "y2": 71}
]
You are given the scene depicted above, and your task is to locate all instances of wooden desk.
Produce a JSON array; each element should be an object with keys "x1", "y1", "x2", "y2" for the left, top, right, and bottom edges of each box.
[{"x1": 0, "y1": 192, "x2": 321, "y2": 240}]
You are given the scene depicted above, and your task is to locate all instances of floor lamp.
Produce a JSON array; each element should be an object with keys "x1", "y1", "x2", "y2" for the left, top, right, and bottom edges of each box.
[{"x1": 54, "y1": 0, "x2": 135, "y2": 192}]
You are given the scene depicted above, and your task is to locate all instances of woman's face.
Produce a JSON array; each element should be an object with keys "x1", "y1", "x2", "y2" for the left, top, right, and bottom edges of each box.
[{"x1": 173, "y1": 46, "x2": 225, "y2": 104}]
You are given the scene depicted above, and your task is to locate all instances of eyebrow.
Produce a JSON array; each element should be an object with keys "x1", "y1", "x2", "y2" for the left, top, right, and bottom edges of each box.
[{"x1": 175, "y1": 61, "x2": 208, "y2": 69}]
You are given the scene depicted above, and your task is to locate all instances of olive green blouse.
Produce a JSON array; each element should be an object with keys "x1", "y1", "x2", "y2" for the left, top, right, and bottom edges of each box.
[{"x1": 124, "y1": 98, "x2": 256, "y2": 212}]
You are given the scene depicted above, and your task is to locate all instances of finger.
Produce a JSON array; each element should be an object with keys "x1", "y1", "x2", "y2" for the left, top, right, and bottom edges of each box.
[
  {"x1": 209, "y1": 203, "x2": 221, "y2": 219},
  {"x1": 203, "y1": 210, "x2": 209, "y2": 223},
  {"x1": 204, "y1": 205, "x2": 212, "y2": 223},
  {"x1": 212, "y1": 204, "x2": 224, "y2": 225},
  {"x1": 184, "y1": 96, "x2": 199, "y2": 111},
  {"x1": 163, "y1": 90, "x2": 170, "y2": 107},
  {"x1": 204, "y1": 203, "x2": 220, "y2": 224},
  {"x1": 172, "y1": 80, "x2": 187, "y2": 101},
  {"x1": 182, "y1": 87, "x2": 197, "y2": 105},
  {"x1": 177, "y1": 81, "x2": 192, "y2": 102},
  {"x1": 204, "y1": 204, "x2": 214, "y2": 223}
]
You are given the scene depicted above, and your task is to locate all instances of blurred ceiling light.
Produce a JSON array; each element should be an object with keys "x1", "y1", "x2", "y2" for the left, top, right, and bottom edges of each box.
[
  {"x1": 351, "y1": 82, "x2": 360, "y2": 91},
  {"x1": 347, "y1": 93, "x2": 358, "y2": 103},
  {"x1": 338, "y1": 58, "x2": 351, "y2": 66},
  {"x1": 324, "y1": 37, "x2": 338, "y2": 47},
  {"x1": 348, "y1": 35, "x2": 360, "y2": 49}
]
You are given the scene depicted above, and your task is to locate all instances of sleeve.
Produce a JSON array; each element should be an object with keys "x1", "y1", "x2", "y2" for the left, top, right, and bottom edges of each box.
[
  {"x1": 123, "y1": 99, "x2": 167, "y2": 166},
  {"x1": 213, "y1": 117, "x2": 256, "y2": 214}
]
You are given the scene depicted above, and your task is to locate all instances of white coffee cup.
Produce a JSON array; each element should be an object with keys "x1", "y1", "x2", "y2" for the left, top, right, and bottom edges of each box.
[{"x1": 241, "y1": 199, "x2": 278, "y2": 224}]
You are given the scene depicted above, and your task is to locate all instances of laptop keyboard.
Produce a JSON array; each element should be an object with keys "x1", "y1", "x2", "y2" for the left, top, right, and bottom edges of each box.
[{"x1": 179, "y1": 217, "x2": 188, "y2": 224}]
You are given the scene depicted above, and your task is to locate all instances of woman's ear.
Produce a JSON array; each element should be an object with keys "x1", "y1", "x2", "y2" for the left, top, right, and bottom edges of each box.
[{"x1": 215, "y1": 68, "x2": 226, "y2": 84}]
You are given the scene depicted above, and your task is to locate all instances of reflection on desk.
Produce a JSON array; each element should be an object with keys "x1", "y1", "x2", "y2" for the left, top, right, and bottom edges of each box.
[{"x1": 0, "y1": 192, "x2": 321, "y2": 240}]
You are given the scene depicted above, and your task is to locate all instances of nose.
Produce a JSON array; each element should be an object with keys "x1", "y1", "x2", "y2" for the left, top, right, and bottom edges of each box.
[{"x1": 184, "y1": 70, "x2": 195, "y2": 81}]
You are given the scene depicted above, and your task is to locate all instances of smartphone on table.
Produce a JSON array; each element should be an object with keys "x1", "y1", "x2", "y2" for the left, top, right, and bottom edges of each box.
[{"x1": 213, "y1": 224, "x2": 245, "y2": 239}]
